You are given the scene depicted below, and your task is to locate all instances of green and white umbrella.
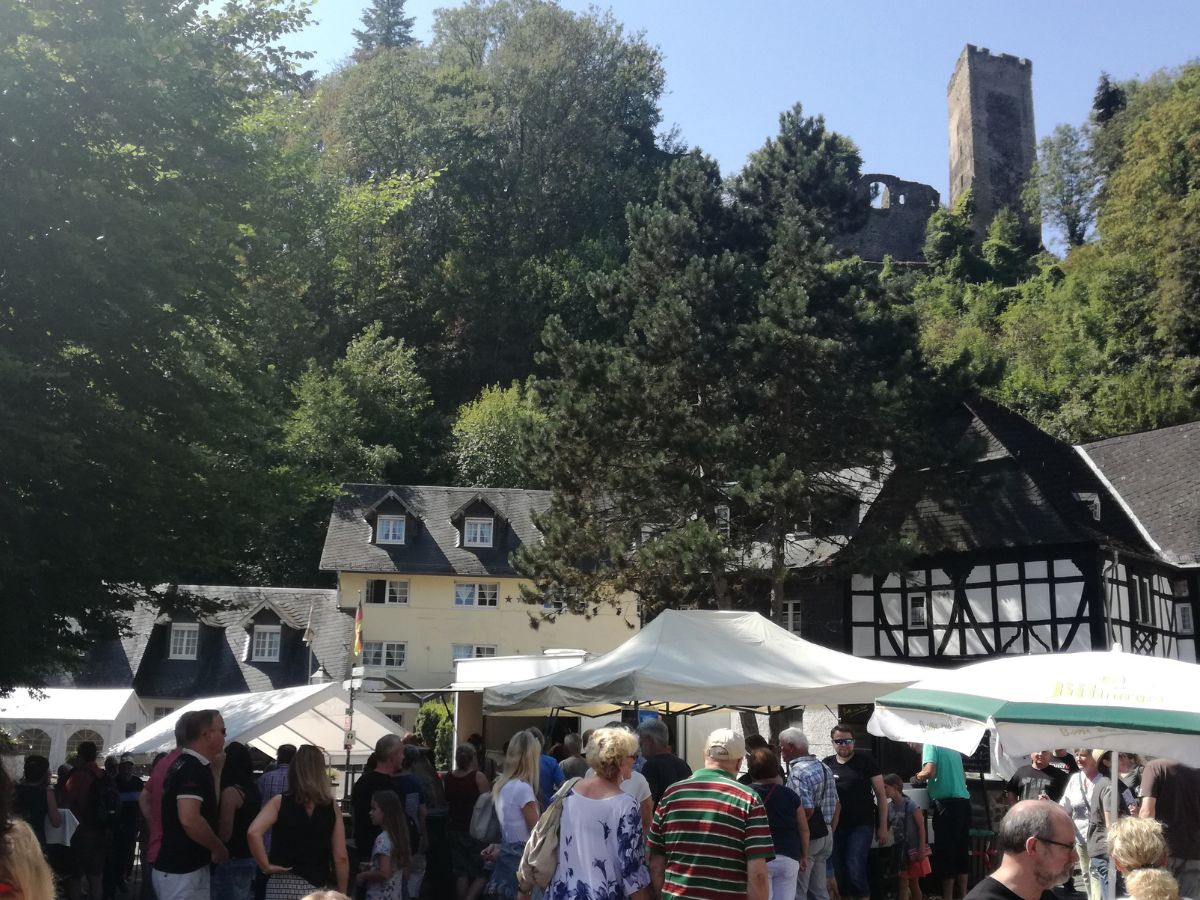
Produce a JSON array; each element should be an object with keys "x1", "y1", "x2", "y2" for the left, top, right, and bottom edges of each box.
[{"x1": 867, "y1": 646, "x2": 1200, "y2": 766}]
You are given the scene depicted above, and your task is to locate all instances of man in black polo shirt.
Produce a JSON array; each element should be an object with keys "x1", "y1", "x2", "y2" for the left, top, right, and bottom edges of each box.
[
  {"x1": 637, "y1": 718, "x2": 692, "y2": 804},
  {"x1": 823, "y1": 724, "x2": 887, "y2": 900},
  {"x1": 153, "y1": 709, "x2": 228, "y2": 900},
  {"x1": 351, "y1": 733, "x2": 404, "y2": 880}
]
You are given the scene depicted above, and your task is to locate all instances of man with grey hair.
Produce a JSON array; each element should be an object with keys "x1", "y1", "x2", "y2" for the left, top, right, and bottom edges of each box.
[
  {"x1": 638, "y1": 717, "x2": 691, "y2": 804},
  {"x1": 963, "y1": 800, "x2": 1076, "y2": 900},
  {"x1": 561, "y1": 732, "x2": 588, "y2": 779},
  {"x1": 351, "y1": 733, "x2": 404, "y2": 877},
  {"x1": 780, "y1": 727, "x2": 839, "y2": 900}
]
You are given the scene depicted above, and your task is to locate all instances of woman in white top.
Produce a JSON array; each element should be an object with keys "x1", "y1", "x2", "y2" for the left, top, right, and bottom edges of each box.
[
  {"x1": 538, "y1": 727, "x2": 651, "y2": 900},
  {"x1": 1060, "y1": 749, "x2": 1101, "y2": 900},
  {"x1": 485, "y1": 731, "x2": 541, "y2": 899}
]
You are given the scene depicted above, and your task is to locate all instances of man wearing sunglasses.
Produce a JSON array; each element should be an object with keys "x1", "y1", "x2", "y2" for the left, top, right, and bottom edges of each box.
[
  {"x1": 822, "y1": 725, "x2": 886, "y2": 900},
  {"x1": 963, "y1": 800, "x2": 1076, "y2": 900},
  {"x1": 153, "y1": 709, "x2": 228, "y2": 900}
]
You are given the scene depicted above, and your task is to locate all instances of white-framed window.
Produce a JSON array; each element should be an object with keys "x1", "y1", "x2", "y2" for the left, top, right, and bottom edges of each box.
[
  {"x1": 362, "y1": 641, "x2": 406, "y2": 669},
  {"x1": 386, "y1": 713, "x2": 404, "y2": 726},
  {"x1": 464, "y1": 517, "x2": 494, "y2": 548},
  {"x1": 1180, "y1": 605, "x2": 1194, "y2": 636},
  {"x1": 169, "y1": 623, "x2": 199, "y2": 660},
  {"x1": 455, "y1": 582, "x2": 499, "y2": 608},
  {"x1": 377, "y1": 515, "x2": 406, "y2": 544},
  {"x1": 452, "y1": 643, "x2": 497, "y2": 660},
  {"x1": 251, "y1": 625, "x2": 282, "y2": 662},
  {"x1": 367, "y1": 579, "x2": 410, "y2": 605},
  {"x1": 153, "y1": 707, "x2": 174, "y2": 722},
  {"x1": 909, "y1": 596, "x2": 928, "y2": 628}
]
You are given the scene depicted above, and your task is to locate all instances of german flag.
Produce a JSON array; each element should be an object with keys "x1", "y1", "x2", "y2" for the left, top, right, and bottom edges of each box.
[{"x1": 353, "y1": 598, "x2": 364, "y2": 657}]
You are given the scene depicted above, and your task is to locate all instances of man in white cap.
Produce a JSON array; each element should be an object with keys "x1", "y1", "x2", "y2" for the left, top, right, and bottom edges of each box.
[{"x1": 647, "y1": 728, "x2": 773, "y2": 899}]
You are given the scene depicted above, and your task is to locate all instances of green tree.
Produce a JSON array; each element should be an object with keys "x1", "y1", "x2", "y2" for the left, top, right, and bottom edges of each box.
[
  {"x1": 452, "y1": 382, "x2": 545, "y2": 487},
  {"x1": 0, "y1": 0, "x2": 313, "y2": 688},
  {"x1": 1027, "y1": 124, "x2": 1098, "y2": 247},
  {"x1": 314, "y1": 0, "x2": 674, "y2": 409},
  {"x1": 354, "y1": 0, "x2": 416, "y2": 55},
  {"x1": 284, "y1": 322, "x2": 433, "y2": 484},
  {"x1": 521, "y1": 115, "x2": 951, "y2": 623}
]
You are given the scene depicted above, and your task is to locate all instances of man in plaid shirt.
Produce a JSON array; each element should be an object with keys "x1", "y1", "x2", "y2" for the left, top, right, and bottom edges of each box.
[{"x1": 781, "y1": 728, "x2": 840, "y2": 900}]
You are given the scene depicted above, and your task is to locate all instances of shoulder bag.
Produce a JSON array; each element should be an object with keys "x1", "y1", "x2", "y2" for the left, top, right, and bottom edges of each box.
[
  {"x1": 517, "y1": 777, "x2": 581, "y2": 891},
  {"x1": 469, "y1": 789, "x2": 502, "y2": 843}
]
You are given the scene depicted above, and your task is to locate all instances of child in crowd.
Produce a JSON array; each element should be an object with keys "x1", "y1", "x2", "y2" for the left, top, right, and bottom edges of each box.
[
  {"x1": 884, "y1": 774, "x2": 931, "y2": 900},
  {"x1": 356, "y1": 790, "x2": 411, "y2": 900}
]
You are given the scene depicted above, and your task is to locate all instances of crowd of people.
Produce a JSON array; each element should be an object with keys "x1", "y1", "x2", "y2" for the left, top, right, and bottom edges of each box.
[{"x1": 1, "y1": 713, "x2": 1198, "y2": 900}]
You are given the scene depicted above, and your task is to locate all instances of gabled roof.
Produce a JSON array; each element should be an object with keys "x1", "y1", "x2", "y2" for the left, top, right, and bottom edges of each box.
[
  {"x1": 55, "y1": 586, "x2": 351, "y2": 700},
  {"x1": 448, "y1": 492, "x2": 510, "y2": 526},
  {"x1": 853, "y1": 398, "x2": 1153, "y2": 559},
  {"x1": 1080, "y1": 419, "x2": 1200, "y2": 568},
  {"x1": 319, "y1": 484, "x2": 552, "y2": 577}
]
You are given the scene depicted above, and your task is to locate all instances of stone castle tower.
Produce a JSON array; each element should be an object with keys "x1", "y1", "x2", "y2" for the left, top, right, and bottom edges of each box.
[{"x1": 947, "y1": 45, "x2": 1038, "y2": 245}]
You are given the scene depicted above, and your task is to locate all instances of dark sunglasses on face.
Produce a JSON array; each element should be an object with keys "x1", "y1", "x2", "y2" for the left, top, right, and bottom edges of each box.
[{"x1": 833, "y1": 738, "x2": 855, "y2": 745}]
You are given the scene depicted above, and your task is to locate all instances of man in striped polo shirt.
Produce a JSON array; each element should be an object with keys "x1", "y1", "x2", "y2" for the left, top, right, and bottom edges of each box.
[{"x1": 648, "y1": 728, "x2": 773, "y2": 899}]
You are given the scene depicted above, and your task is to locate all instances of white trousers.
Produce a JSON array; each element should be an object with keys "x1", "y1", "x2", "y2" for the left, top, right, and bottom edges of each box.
[{"x1": 769, "y1": 854, "x2": 801, "y2": 900}]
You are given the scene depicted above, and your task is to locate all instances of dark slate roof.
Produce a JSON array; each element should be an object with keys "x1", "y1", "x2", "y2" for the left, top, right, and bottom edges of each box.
[
  {"x1": 854, "y1": 398, "x2": 1154, "y2": 559},
  {"x1": 319, "y1": 484, "x2": 552, "y2": 576},
  {"x1": 57, "y1": 586, "x2": 351, "y2": 700},
  {"x1": 1081, "y1": 420, "x2": 1200, "y2": 567}
]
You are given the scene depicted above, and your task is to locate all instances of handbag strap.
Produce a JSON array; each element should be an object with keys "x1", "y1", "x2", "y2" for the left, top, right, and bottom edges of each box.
[{"x1": 550, "y1": 776, "x2": 581, "y2": 807}]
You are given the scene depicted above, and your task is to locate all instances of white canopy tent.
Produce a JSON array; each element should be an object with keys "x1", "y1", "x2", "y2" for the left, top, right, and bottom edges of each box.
[
  {"x1": 482, "y1": 609, "x2": 934, "y2": 714},
  {"x1": 109, "y1": 683, "x2": 397, "y2": 764},
  {"x1": 0, "y1": 688, "x2": 148, "y2": 768}
]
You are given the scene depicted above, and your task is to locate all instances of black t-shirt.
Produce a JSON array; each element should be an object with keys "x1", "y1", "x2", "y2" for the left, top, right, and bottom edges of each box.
[
  {"x1": 1006, "y1": 764, "x2": 1068, "y2": 803},
  {"x1": 751, "y1": 782, "x2": 803, "y2": 860},
  {"x1": 822, "y1": 750, "x2": 882, "y2": 830},
  {"x1": 351, "y1": 770, "x2": 396, "y2": 853},
  {"x1": 642, "y1": 753, "x2": 692, "y2": 804},
  {"x1": 965, "y1": 875, "x2": 1056, "y2": 900},
  {"x1": 155, "y1": 751, "x2": 217, "y2": 874}
]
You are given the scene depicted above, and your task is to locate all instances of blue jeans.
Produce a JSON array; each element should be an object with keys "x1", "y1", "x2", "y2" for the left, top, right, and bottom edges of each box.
[
  {"x1": 832, "y1": 825, "x2": 873, "y2": 899},
  {"x1": 211, "y1": 857, "x2": 256, "y2": 900},
  {"x1": 1090, "y1": 856, "x2": 1124, "y2": 900}
]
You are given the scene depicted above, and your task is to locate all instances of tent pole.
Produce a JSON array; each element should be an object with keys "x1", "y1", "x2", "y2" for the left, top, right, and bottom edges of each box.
[{"x1": 1108, "y1": 749, "x2": 1119, "y2": 900}]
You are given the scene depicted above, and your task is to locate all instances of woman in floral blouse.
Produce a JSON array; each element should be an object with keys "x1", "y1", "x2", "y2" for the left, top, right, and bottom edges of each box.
[{"x1": 536, "y1": 727, "x2": 651, "y2": 900}]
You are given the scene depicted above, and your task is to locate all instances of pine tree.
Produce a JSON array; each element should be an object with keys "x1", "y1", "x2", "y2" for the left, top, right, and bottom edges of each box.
[{"x1": 353, "y1": 0, "x2": 416, "y2": 55}]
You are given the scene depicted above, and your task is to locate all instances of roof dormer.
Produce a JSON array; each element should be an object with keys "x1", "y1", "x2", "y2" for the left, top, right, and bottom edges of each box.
[
  {"x1": 450, "y1": 494, "x2": 508, "y2": 549},
  {"x1": 366, "y1": 490, "x2": 422, "y2": 546}
]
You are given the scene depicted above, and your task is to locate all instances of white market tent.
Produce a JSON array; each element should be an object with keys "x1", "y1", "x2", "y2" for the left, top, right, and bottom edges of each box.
[
  {"x1": 109, "y1": 683, "x2": 397, "y2": 764},
  {"x1": 482, "y1": 609, "x2": 934, "y2": 714},
  {"x1": 0, "y1": 688, "x2": 148, "y2": 768}
]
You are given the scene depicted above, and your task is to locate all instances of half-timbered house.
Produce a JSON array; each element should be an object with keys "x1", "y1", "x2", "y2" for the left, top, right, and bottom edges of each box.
[{"x1": 789, "y1": 399, "x2": 1199, "y2": 666}]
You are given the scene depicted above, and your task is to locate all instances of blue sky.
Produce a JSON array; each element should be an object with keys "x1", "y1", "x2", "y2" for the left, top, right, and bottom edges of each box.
[{"x1": 293, "y1": 1, "x2": 1199, "y2": 201}]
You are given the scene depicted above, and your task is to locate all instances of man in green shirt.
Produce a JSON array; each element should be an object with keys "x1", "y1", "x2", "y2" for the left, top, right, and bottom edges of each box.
[
  {"x1": 914, "y1": 743, "x2": 972, "y2": 900},
  {"x1": 648, "y1": 728, "x2": 773, "y2": 899}
]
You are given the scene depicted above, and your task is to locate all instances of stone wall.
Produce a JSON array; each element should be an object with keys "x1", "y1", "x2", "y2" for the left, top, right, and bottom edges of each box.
[
  {"x1": 947, "y1": 44, "x2": 1038, "y2": 245},
  {"x1": 836, "y1": 173, "x2": 940, "y2": 262}
]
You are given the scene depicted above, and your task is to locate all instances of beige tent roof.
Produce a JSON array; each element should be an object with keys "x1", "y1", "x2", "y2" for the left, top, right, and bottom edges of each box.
[{"x1": 483, "y1": 609, "x2": 933, "y2": 714}]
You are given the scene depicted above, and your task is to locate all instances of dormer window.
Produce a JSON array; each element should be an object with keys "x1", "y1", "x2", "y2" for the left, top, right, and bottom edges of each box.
[
  {"x1": 251, "y1": 625, "x2": 281, "y2": 662},
  {"x1": 464, "y1": 517, "x2": 494, "y2": 548},
  {"x1": 169, "y1": 623, "x2": 199, "y2": 660},
  {"x1": 377, "y1": 515, "x2": 406, "y2": 544}
]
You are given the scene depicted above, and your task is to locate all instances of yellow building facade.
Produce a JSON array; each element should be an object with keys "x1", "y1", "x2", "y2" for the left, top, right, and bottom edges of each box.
[{"x1": 320, "y1": 484, "x2": 637, "y2": 726}]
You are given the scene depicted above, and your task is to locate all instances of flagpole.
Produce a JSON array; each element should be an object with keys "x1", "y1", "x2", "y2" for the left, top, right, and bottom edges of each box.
[{"x1": 344, "y1": 590, "x2": 364, "y2": 802}]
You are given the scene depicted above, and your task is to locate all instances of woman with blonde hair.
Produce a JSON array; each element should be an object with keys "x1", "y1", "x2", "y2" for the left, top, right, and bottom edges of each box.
[
  {"x1": 485, "y1": 731, "x2": 542, "y2": 900},
  {"x1": 1109, "y1": 817, "x2": 1181, "y2": 900},
  {"x1": 536, "y1": 726, "x2": 651, "y2": 900},
  {"x1": 249, "y1": 744, "x2": 349, "y2": 899},
  {"x1": 0, "y1": 817, "x2": 56, "y2": 899}
]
